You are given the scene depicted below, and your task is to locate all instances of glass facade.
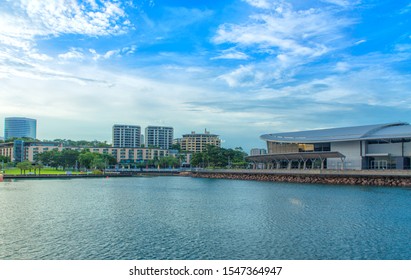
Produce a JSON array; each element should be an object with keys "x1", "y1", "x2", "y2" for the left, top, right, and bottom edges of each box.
[
  {"x1": 4, "y1": 117, "x2": 37, "y2": 140},
  {"x1": 13, "y1": 140, "x2": 25, "y2": 162}
]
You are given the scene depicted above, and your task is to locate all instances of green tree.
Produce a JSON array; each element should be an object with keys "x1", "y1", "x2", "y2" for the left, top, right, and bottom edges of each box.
[
  {"x1": 0, "y1": 155, "x2": 11, "y2": 163},
  {"x1": 100, "y1": 153, "x2": 117, "y2": 166},
  {"x1": 190, "y1": 145, "x2": 247, "y2": 168},
  {"x1": 191, "y1": 152, "x2": 209, "y2": 168},
  {"x1": 78, "y1": 152, "x2": 116, "y2": 170},
  {"x1": 61, "y1": 149, "x2": 80, "y2": 170},
  {"x1": 34, "y1": 150, "x2": 62, "y2": 169},
  {"x1": 16, "y1": 161, "x2": 32, "y2": 174},
  {"x1": 78, "y1": 152, "x2": 95, "y2": 170},
  {"x1": 33, "y1": 162, "x2": 44, "y2": 175},
  {"x1": 170, "y1": 143, "x2": 181, "y2": 152},
  {"x1": 159, "y1": 156, "x2": 179, "y2": 168},
  {"x1": 49, "y1": 150, "x2": 63, "y2": 169},
  {"x1": 91, "y1": 156, "x2": 105, "y2": 170}
]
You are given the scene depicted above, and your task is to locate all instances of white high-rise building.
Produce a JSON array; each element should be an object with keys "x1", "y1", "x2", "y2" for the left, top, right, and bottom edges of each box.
[
  {"x1": 145, "y1": 126, "x2": 173, "y2": 149},
  {"x1": 112, "y1": 125, "x2": 141, "y2": 148}
]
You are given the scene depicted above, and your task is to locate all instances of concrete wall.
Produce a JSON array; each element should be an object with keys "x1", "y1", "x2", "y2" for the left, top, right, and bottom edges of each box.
[{"x1": 328, "y1": 141, "x2": 362, "y2": 170}]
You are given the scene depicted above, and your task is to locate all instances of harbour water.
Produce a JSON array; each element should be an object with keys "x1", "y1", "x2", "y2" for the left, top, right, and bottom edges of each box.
[{"x1": 0, "y1": 176, "x2": 410, "y2": 260}]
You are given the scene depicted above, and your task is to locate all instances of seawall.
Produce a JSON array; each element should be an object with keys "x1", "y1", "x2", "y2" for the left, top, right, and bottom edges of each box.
[{"x1": 189, "y1": 169, "x2": 411, "y2": 187}]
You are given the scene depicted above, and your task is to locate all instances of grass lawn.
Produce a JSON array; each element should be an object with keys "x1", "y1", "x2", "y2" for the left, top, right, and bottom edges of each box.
[{"x1": 3, "y1": 168, "x2": 82, "y2": 175}]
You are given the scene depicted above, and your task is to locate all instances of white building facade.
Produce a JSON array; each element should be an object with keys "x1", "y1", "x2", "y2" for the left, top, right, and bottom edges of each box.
[
  {"x1": 145, "y1": 126, "x2": 173, "y2": 149},
  {"x1": 0, "y1": 141, "x2": 171, "y2": 164},
  {"x1": 248, "y1": 123, "x2": 411, "y2": 170},
  {"x1": 112, "y1": 125, "x2": 141, "y2": 148}
]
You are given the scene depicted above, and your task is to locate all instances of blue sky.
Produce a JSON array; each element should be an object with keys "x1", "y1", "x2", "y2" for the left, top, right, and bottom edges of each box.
[{"x1": 0, "y1": 0, "x2": 410, "y2": 152}]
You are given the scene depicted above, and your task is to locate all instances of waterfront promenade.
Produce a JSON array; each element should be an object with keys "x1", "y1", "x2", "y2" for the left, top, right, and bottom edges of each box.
[
  {"x1": 1, "y1": 169, "x2": 180, "y2": 180},
  {"x1": 3, "y1": 168, "x2": 411, "y2": 187}
]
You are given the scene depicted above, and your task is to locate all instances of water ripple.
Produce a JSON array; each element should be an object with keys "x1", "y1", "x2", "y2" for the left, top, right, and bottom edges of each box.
[{"x1": 1, "y1": 177, "x2": 410, "y2": 259}]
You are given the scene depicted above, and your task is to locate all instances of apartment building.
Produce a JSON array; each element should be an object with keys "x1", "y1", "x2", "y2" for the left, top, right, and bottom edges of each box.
[
  {"x1": 180, "y1": 129, "x2": 221, "y2": 153},
  {"x1": 112, "y1": 125, "x2": 141, "y2": 148},
  {"x1": 145, "y1": 126, "x2": 173, "y2": 149}
]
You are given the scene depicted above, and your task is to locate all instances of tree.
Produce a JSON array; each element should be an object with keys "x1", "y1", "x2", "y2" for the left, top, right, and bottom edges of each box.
[
  {"x1": 100, "y1": 153, "x2": 117, "y2": 166},
  {"x1": 171, "y1": 143, "x2": 181, "y2": 152},
  {"x1": 49, "y1": 150, "x2": 63, "y2": 169},
  {"x1": 78, "y1": 152, "x2": 116, "y2": 170},
  {"x1": 190, "y1": 145, "x2": 248, "y2": 169},
  {"x1": 191, "y1": 152, "x2": 209, "y2": 168},
  {"x1": 16, "y1": 161, "x2": 32, "y2": 174},
  {"x1": 159, "y1": 156, "x2": 179, "y2": 168},
  {"x1": 0, "y1": 155, "x2": 11, "y2": 163},
  {"x1": 35, "y1": 150, "x2": 62, "y2": 169},
  {"x1": 61, "y1": 149, "x2": 80, "y2": 170},
  {"x1": 78, "y1": 152, "x2": 95, "y2": 170},
  {"x1": 91, "y1": 156, "x2": 105, "y2": 170},
  {"x1": 34, "y1": 151, "x2": 53, "y2": 166},
  {"x1": 33, "y1": 162, "x2": 44, "y2": 175}
]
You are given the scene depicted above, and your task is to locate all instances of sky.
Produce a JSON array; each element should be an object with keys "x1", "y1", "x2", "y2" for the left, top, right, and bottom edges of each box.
[{"x1": 0, "y1": 0, "x2": 410, "y2": 152}]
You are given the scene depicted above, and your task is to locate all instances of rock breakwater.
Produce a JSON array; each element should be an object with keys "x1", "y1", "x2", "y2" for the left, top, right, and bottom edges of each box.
[{"x1": 191, "y1": 171, "x2": 411, "y2": 187}]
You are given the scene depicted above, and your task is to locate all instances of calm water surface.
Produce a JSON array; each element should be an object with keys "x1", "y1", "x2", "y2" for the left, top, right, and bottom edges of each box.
[{"x1": 0, "y1": 176, "x2": 410, "y2": 260}]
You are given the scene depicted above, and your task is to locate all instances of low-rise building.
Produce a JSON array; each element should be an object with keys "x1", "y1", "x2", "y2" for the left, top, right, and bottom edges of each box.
[
  {"x1": 248, "y1": 122, "x2": 411, "y2": 170},
  {"x1": 0, "y1": 141, "x2": 171, "y2": 164}
]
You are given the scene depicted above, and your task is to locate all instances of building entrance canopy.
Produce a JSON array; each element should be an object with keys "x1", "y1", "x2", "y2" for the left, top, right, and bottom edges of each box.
[
  {"x1": 247, "y1": 151, "x2": 345, "y2": 162},
  {"x1": 246, "y1": 151, "x2": 346, "y2": 170}
]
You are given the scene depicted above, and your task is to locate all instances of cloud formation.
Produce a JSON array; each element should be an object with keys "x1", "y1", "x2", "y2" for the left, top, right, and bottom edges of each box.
[
  {"x1": 1, "y1": 0, "x2": 411, "y2": 151},
  {"x1": 213, "y1": 1, "x2": 355, "y2": 87}
]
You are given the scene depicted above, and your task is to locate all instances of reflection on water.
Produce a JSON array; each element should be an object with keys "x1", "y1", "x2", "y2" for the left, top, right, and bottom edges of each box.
[{"x1": 0, "y1": 177, "x2": 410, "y2": 260}]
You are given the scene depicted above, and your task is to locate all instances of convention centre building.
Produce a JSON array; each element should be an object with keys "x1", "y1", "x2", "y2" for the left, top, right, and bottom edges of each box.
[{"x1": 247, "y1": 122, "x2": 411, "y2": 170}]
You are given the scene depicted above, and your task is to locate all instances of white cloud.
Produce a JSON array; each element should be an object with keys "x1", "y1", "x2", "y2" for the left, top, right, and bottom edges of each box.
[
  {"x1": 334, "y1": 61, "x2": 351, "y2": 72},
  {"x1": 395, "y1": 44, "x2": 411, "y2": 52},
  {"x1": 218, "y1": 65, "x2": 265, "y2": 87},
  {"x1": 88, "y1": 46, "x2": 137, "y2": 60},
  {"x1": 288, "y1": 68, "x2": 411, "y2": 107},
  {"x1": 20, "y1": 0, "x2": 129, "y2": 36},
  {"x1": 400, "y1": 3, "x2": 411, "y2": 14},
  {"x1": 213, "y1": 1, "x2": 355, "y2": 87},
  {"x1": 58, "y1": 48, "x2": 85, "y2": 61},
  {"x1": 354, "y1": 39, "x2": 366, "y2": 45},
  {"x1": 243, "y1": 0, "x2": 273, "y2": 9},
  {"x1": 28, "y1": 51, "x2": 53, "y2": 62},
  {"x1": 0, "y1": 0, "x2": 133, "y2": 91},
  {"x1": 211, "y1": 49, "x2": 249, "y2": 60},
  {"x1": 214, "y1": 4, "x2": 352, "y2": 56},
  {"x1": 320, "y1": 0, "x2": 351, "y2": 7}
]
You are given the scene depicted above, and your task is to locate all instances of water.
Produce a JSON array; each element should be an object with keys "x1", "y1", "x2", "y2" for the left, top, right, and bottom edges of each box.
[{"x1": 0, "y1": 176, "x2": 410, "y2": 260}]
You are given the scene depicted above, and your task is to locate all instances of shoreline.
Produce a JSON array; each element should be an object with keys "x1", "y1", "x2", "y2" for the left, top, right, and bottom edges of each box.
[
  {"x1": 2, "y1": 169, "x2": 411, "y2": 187},
  {"x1": 189, "y1": 169, "x2": 411, "y2": 187},
  {"x1": 1, "y1": 171, "x2": 180, "y2": 180}
]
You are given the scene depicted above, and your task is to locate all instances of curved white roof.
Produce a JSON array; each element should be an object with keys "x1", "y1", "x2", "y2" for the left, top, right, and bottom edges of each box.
[{"x1": 261, "y1": 122, "x2": 411, "y2": 143}]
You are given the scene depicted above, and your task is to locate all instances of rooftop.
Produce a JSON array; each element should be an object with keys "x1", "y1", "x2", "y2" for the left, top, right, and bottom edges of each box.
[{"x1": 261, "y1": 122, "x2": 411, "y2": 143}]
